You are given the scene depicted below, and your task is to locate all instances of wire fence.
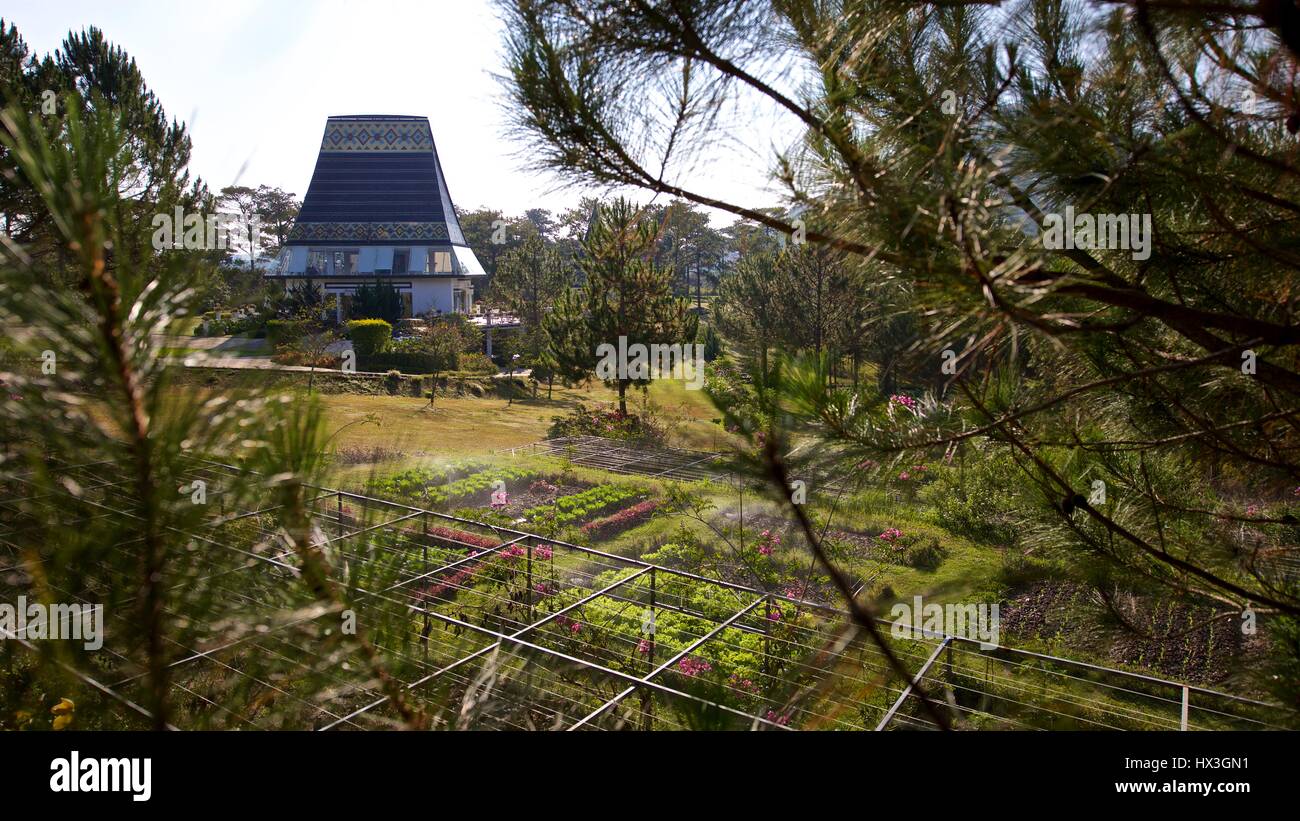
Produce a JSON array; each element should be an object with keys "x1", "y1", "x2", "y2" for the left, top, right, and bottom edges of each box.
[
  {"x1": 0, "y1": 456, "x2": 1291, "y2": 731},
  {"x1": 502, "y1": 436, "x2": 727, "y2": 482}
]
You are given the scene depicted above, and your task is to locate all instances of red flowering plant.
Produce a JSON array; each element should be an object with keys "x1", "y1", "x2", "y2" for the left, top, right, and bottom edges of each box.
[{"x1": 579, "y1": 498, "x2": 661, "y2": 540}]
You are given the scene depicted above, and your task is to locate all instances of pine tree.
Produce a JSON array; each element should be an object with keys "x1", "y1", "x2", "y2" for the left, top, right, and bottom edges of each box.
[{"x1": 545, "y1": 198, "x2": 697, "y2": 414}]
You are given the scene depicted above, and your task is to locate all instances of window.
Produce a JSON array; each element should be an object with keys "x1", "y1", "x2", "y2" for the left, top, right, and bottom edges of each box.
[
  {"x1": 331, "y1": 250, "x2": 358, "y2": 275},
  {"x1": 393, "y1": 250, "x2": 409, "y2": 274},
  {"x1": 427, "y1": 251, "x2": 454, "y2": 273},
  {"x1": 306, "y1": 250, "x2": 328, "y2": 276},
  {"x1": 451, "y1": 247, "x2": 487, "y2": 278}
]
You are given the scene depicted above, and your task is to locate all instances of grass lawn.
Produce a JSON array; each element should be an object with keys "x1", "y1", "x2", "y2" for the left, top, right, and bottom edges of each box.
[{"x1": 314, "y1": 375, "x2": 731, "y2": 466}]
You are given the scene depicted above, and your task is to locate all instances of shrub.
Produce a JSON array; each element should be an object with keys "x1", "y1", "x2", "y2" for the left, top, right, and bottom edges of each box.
[
  {"x1": 548, "y1": 404, "x2": 649, "y2": 441},
  {"x1": 903, "y1": 538, "x2": 948, "y2": 570},
  {"x1": 351, "y1": 280, "x2": 403, "y2": 324},
  {"x1": 199, "y1": 306, "x2": 266, "y2": 337},
  {"x1": 930, "y1": 453, "x2": 1023, "y2": 546},
  {"x1": 347, "y1": 319, "x2": 393, "y2": 356},
  {"x1": 457, "y1": 351, "x2": 498, "y2": 375},
  {"x1": 266, "y1": 318, "x2": 308, "y2": 347}
]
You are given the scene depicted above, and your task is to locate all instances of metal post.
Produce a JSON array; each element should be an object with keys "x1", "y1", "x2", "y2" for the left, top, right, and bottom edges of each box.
[
  {"x1": 876, "y1": 636, "x2": 952, "y2": 731},
  {"x1": 763, "y1": 594, "x2": 772, "y2": 684},
  {"x1": 945, "y1": 639, "x2": 955, "y2": 705},
  {"x1": 421, "y1": 513, "x2": 430, "y2": 661},
  {"x1": 336, "y1": 491, "x2": 343, "y2": 538},
  {"x1": 1180, "y1": 685, "x2": 1189, "y2": 731},
  {"x1": 642, "y1": 568, "x2": 657, "y2": 730},
  {"x1": 526, "y1": 537, "x2": 534, "y2": 620}
]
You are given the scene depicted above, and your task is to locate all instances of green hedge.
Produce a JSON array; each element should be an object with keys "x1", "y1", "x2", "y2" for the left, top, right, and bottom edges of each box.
[
  {"x1": 346, "y1": 319, "x2": 392, "y2": 356},
  {"x1": 266, "y1": 319, "x2": 308, "y2": 346}
]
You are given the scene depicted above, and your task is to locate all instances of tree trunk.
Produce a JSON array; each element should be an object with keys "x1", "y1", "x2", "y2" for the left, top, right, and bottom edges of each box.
[{"x1": 617, "y1": 379, "x2": 628, "y2": 415}]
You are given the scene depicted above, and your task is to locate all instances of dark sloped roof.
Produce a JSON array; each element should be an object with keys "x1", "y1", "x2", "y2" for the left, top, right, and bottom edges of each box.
[{"x1": 288, "y1": 115, "x2": 466, "y2": 246}]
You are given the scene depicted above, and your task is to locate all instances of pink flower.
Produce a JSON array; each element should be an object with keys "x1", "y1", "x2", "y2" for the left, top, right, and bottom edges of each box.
[
  {"x1": 535, "y1": 545, "x2": 553, "y2": 560},
  {"x1": 898, "y1": 471, "x2": 911, "y2": 481},
  {"x1": 678, "y1": 657, "x2": 712, "y2": 677},
  {"x1": 764, "y1": 710, "x2": 790, "y2": 726},
  {"x1": 1246, "y1": 504, "x2": 1260, "y2": 517},
  {"x1": 637, "y1": 639, "x2": 652, "y2": 655},
  {"x1": 878, "y1": 527, "x2": 904, "y2": 543},
  {"x1": 767, "y1": 608, "x2": 782, "y2": 622}
]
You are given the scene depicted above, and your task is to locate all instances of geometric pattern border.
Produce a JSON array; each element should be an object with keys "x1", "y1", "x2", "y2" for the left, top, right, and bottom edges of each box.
[
  {"x1": 289, "y1": 222, "x2": 451, "y2": 242},
  {"x1": 321, "y1": 119, "x2": 435, "y2": 153}
]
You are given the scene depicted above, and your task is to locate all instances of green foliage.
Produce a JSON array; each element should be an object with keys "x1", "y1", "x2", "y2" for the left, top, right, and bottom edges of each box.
[
  {"x1": 0, "y1": 90, "x2": 425, "y2": 730},
  {"x1": 544, "y1": 197, "x2": 698, "y2": 412},
  {"x1": 546, "y1": 403, "x2": 651, "y2": 441},
  {"x1": 492, "y1": 232, "x2": 569, "y2": 364},
  {"x1": 351, "y1": 278, "x2": 403, "y2": 324},
  {"x1": 928, "y1": 451, "x2": 1026, "y2": 547},
  {"x1": 456, "y1": 351, "x2": 498, "y2": 375},
  {"x1": 524, "y1": 484, "x2": 645, "y2": 526},
  {"x1": 372, "y1": 463, "x2": 541, "y2": 508},
  {"x1": 347, "y1": 318, "x2": 393, "y2": 356},
  {"x1": 266, "y1": 318, "x2": 308, "y2": 346}
]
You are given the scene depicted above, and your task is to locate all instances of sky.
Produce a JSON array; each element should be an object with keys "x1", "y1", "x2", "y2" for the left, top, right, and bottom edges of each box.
[{"x1": 5, "y1": 0, "x2": 788, "y2": 226}]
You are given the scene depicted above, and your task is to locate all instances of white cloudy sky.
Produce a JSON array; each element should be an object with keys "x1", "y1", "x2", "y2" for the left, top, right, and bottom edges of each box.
[{"x1": 6, "y1": 0, "x2": 793, "y2": 225}]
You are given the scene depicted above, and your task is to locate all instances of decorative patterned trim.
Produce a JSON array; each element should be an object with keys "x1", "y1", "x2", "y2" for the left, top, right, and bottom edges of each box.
[
  {"x1": 289, "y1": 222, "x2": 451, "y2": 242},
  {"x1": 321, "y1": 119, "x2": 434, "y2": 152}
]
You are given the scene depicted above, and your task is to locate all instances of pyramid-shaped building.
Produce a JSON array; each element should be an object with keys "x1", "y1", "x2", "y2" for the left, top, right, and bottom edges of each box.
[{"x1": 273, "y1": 115, "x2": 487, "y2": 318}]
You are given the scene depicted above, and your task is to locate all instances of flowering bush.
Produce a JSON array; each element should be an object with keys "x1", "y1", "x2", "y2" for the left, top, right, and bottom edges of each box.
[
  {"x1": 555, "y1": 615, "x2": 583, "y2": 634},
  {"x1": 677, "y1": 657, "x2": 712, "y2": 677},
  {"x1": 546, "y1": 403, "x2": 653, "y2": 441},
  {"x1": 756, "y1": 529, "x2": 781, "y2": 556},
  {"x1": 878, "y1": 527, "x2": 904, "y2": 543},
  {"x1": 579, "y1": 499, "x2": 661, "y2": 540},
  {"x1": 764, "y1": 710, "x2": 791, "y2": 726},
  {"x1": 535, "y1": 544, "x2": 554, "y2": 560}
]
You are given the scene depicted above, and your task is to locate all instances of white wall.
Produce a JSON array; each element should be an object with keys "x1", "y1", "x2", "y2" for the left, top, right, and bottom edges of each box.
[{"x1": 413, "y1": 280, "x2": 453, "y2": 315}]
